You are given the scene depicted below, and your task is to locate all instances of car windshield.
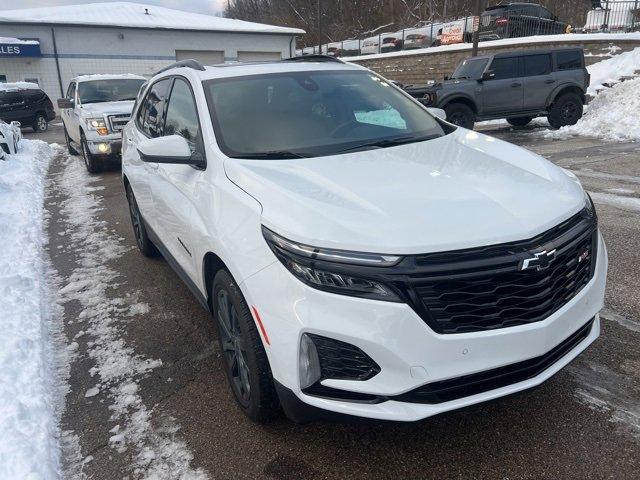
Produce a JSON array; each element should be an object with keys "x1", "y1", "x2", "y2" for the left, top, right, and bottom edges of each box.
[
  {"x1": 78, "y1": 79, "x2": 146, "y2": 104},
  {"x1": 204, "y1": 70, "x2": 449, "y2": 159},
  {"x1": 451, "y1": 58, "x2": 489, "y2": 79}
]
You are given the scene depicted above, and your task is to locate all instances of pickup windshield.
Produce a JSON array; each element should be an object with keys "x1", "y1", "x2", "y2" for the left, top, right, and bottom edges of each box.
[
  {"x1": 78, "y1": 79, "x2": 146, "y2": 104},
  {"x1": 204, "y1": 70, "x2": 450, "y2": 159},
  {"x1": 451, "y1": 58, "x2": 489, "y2": 80}
]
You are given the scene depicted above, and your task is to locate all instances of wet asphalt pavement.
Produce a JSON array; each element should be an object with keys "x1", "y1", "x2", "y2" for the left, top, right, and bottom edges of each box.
[{"x1": 34, "y1": 121, "x2": 640, "y2": 479}]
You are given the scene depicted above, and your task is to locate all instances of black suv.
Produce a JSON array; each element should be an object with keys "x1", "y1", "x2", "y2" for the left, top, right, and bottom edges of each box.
[
  {"x1": 0, "y1": 86, "x2": 56, "y2": 132},
  {"x1": 479, "y1": 3, "x2": 568, "y2": 40},
  {"x1": 403, "y1": 48, "x2": 589, "y2": 130}
]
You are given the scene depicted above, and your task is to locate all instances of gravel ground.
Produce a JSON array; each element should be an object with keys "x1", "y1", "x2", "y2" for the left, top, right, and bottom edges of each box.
[{"x1": 32, "y1": 122, "x2": 640, "y2": 480}]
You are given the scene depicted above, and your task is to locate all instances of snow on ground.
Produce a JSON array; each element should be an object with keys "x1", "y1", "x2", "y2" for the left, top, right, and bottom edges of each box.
[
  {"x1": 0, "y1": 140, "x2": 65, "y2": 479},
  {"x1": 545, "y1": 77, "x2": 640, "y2": 142},
  {"x1": 586, "y1": 46, "x2": 640, "y2": 95},
  {"x1": 51, "y1": 149, "x2": 207, "y2": 479},
  {"x1": 0, "y1": 81, "x2": 40, "y2": 92}
]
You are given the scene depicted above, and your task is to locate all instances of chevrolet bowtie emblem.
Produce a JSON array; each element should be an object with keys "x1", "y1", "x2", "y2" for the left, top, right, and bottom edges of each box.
[{"x1": 520, "y1": 249, "x2": 557, "y2": 271}]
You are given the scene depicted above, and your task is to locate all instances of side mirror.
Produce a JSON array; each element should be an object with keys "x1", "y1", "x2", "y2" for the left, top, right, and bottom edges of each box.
[
  {"x1": 427, "y1": 107, "x2": 447, "y2": 120},
  {"x1": 137, "y1": 135, "x2": 205, "y2": 168},
  {"x1": 57, "y1": 98, "x2": 74, "y2": 109},
  {"x1": 480, "y1": 71, "x2": 495, "y2": 81},
  {"x1": 10, "y1": 121, "x2": 21, "y2": 128}
]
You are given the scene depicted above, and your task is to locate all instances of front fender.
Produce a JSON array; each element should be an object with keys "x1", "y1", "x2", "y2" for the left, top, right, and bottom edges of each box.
[{"x1": 437, "y1": 92, "x2": 478, "y2": 111}]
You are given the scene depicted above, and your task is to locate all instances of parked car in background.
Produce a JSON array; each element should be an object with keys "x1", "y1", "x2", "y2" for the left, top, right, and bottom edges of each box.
[
  {"x1": 404, "y1": 24, "x2": 442, "y2": 49},
  {"x1": 360, "y1": 35, "x2": 381, "y2": 55},
  {"x1": 438, "y1": 18, "x2": 475, "y2": 45},
  {"x1": 325, "y1": 42, "x2": 342, "y2": 57},
  {"x1": 380, "y1": 31, "x2": 404, "y2": 52},
  {"x1": 403, "y1": 48, "x2": 589, "y2": 130},
  {"x1": 0, "y1": 119, "x2": 22, "y2": 158},
  {"x1": 0, "y1": 82, "x2": 55, "y2": 132},
  {"x1": 583, "y1": 1, "x2": 640, "y2": 32},
  {"x1": 337, "y1": 39, "x2": 362, "y2": 57},
  {"x1": 479, "y1": 2, "x2": 568, "y2": 40},
  {"x1": 58, "y1": 73, "x2": 146, "y2": 173},
  {"x1": 122, "y1": 56, "x2": 606, "y2": 424}
]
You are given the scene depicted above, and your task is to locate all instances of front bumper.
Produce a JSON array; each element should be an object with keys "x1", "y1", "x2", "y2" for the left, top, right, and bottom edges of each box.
[
  {"x1": 240, "y1": 231, "x2": 607, "y2": 422},
  {"x1": 85, "y1": 136, "x2": 122, "y2": 158}
]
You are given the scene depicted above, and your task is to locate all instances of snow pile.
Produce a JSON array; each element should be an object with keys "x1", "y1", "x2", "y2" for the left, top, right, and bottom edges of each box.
[
  {"x1": 546, "y1": 77, "x2": 640, "y2": 142},
  {"x1": 0, "y1": 81, "x2": 40, "y2": 92},
  {"x1": 0, "y1": 140, "x2": 62, "y2": 478},
  {"x1": 587, "y1": 47, "x2": 640, "y2": 95}
]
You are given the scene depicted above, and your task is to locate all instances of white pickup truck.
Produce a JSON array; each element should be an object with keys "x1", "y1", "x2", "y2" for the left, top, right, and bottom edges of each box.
[{"x1": 58, "y1": 74, "x2": 146, "y2": 173}]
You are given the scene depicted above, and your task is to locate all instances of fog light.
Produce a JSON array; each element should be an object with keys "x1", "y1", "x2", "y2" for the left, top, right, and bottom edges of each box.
[
  {"x1": 97, "y1": 143, "x2": 109, "y2": 153},
  {"x1": 299, "y1": 334, "x2": 321, "y2": 389}
]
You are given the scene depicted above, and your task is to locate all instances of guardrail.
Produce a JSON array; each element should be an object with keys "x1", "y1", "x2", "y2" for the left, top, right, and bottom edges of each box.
[{"x1": 298, "y1": 1, "x2": 640, "y2": 58}]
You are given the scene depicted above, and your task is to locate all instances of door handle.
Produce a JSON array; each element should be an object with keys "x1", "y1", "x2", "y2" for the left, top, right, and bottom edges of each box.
[
  {"x1": 545, "y1": 79, "x2": 556, "y2": 84},
  {"x1": 511, "y1": 82, "x2": 522, "y2": 87}
]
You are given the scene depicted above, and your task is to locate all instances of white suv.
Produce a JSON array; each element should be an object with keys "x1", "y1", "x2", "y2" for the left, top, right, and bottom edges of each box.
[
  {"x1": 122, "y1": 57, "x2": 607, "y2": 423},
  {"x1": 58, "y1": 74, "x2": 146, "y2": 173}
]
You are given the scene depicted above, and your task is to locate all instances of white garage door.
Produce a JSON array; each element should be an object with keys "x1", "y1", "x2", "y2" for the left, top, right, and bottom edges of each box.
[
  {"x1": 176, "y1": 50, "x2": 224, "y2": 66},
  {"x1": 237, "y1": 51, "x2": 282, "y2": 62}
]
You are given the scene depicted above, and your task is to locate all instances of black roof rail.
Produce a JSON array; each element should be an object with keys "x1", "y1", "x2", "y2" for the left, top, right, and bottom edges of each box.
[
  {"x1": 155, "y1": 59, "x2": 206, "y2": 76},
  {"x1": 284, "y1": 54, "x2": 344, "y2": 64}
]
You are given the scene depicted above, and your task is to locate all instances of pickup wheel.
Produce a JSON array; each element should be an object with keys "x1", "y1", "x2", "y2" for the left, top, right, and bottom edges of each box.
[
  {"x1": 63, "y1": 127, "x2": 79, "y2": 155},
  {"x1": 548, "y1": 92, "x2": 583, "y2": 129},
  {"x1": 32, "y1": 113, "x2": 48, "y2": 132},
  {"x1": 80, "y1": 132, "x2": 100, "y2": 173},
  {"x1": 506, "y1": 116, "x2": 533, "y2": 127},
  {"x1": 125, "y1": 184, "x2": 158, "y2": 257},
  {"x1": 212, "y1": 269, "x2": 280, "y2": 423},
  {"x1": 444, "y1": 103, "x2": 475, "y2": 129}
]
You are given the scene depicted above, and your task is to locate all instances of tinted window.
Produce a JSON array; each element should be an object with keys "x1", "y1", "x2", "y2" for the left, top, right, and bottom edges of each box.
[
  {"x1": 66, "y1": 82, "x2": 76, "y2": 100},
  {"x1": 78, "y1": 79, "x2": 145, "y2": 104},
  {"x1": 489, "y1": 57, "x2": 518, "y2": 79},
  {"x1": 137, "y1": 78, "x2": 172, "y2": 138},
  {"x1": 1, "y1": 92, "x2": 24, "y2": 105},
  {"x1": 164, "y1": 79, "x2": 201, "y2": 153},
  {"x1": 556, "y1": 50, "x2": 582, "y2": 70},
  {"x1": 523, "y1": 54, "x2": 552, "y2": 76},
  {"x1": 539, "y1": 7, "x2": 554, "y2": 20},
  {"x1": 205, "y1": 70, "x2": 448, "y2": 158},
  {"x1": 452, "y1": 58, "x2": 489, "y2": 79}
]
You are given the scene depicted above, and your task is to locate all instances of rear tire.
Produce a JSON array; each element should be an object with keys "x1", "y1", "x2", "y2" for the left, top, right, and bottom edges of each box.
[
  {"x1": 125, "y1": 184, "x2": 158, "y2": 257},
  {"x1": 548, "y1": 92, "x2": 583, "y2": 129},
  {"x1": 32, "y1": 114, "x2": 48, "y2": 132},
  {"x1": 506, "y1": 116, "x2": 533, "y2": 127},
  {"x1": 64, "y1": 127, "x2": 78, "y2": 155},
  {"x1": 444, "y1": 103, "x2": 475, "y2": 129},
  {"x1": 212, "y1": 269, "x2": 280, "y2": 423},
  {"x1": 80, "y1": 132, "x2": 100, "y2": 173}
]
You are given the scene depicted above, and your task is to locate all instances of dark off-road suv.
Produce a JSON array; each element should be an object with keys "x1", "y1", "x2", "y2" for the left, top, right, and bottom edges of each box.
[
  {"x1": 0, "y1": 85, "x2": 56, "y2": 132},
  {"x1": 404, "y1": 48, "x2": 589, "y2": 130}
]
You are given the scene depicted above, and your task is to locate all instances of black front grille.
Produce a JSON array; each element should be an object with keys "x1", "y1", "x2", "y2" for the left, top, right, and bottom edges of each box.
[
  {"x1": 404, "y1": 208, "x2": 597, "y2": 333},
  {"x1": 393, "y1": 318, "x2": 594, "y2": 404},
  {"x1": 307, "y1": 333, "x2": 381, "y2": 381}
]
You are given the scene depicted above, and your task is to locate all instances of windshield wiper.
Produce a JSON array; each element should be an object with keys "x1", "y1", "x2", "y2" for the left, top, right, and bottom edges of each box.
[
  {"x1": 229, "y1": 151, "x2": 311, "y2": 159},
  {"x1": 337, "y1": 134, "x2": 439, "y2": 154}
]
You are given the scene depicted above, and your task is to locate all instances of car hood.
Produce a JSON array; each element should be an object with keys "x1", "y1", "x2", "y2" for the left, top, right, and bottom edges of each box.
[
  {"x1": 223, "y1": 129, "x2": 585, "y2": 254},
  {"x1": 79, "y1": 100, "x2": 134, "y2": 117}
]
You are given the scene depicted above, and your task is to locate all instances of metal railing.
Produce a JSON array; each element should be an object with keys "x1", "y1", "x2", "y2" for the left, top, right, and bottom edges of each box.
[{"x1": 297, "y1": 1, "x2": 640, "y2": 58}]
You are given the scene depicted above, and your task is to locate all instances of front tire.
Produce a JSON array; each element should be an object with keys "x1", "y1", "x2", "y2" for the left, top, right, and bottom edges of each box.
[
  {"x1": 444, "y1": 102, "x2": 475, "y2": 129},
  {"x1": 125, "y1": 184, "x2": 158, "y2": 257},
  {"x1": 212, "y1": 269, "x2": 280, "y2": 423},
  {"x1": 32, "y1": 114, "x2": 48, "y2": 132},
  {"x1": 548, "y1": 92, "x2": 583, "y2": 129},
  {"x1": 507, "y1": 116, "x2": 533, "y2": 127},
  {"x1": 80, "y1": 132, "x2": 100, "y2": 173}
]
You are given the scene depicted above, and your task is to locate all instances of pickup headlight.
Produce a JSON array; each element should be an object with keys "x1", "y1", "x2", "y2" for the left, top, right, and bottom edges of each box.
[
  {"x1": 262, "y1": 226, "x2": 402, "y2": 301},
  {"x1": 85, "y1": 117, "x2": 108, "y2": 135}
]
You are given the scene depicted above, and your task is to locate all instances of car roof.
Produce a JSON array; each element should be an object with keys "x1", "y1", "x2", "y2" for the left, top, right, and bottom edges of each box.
[
  {"x1": 159, "y1": 59, "x2": 367, "y2": 82},
  {"x1": 73, "y1": 73, "x2": 146, "y2": 83},
  {"x1": 491, "y1": 47, "x2": 583, "y2": 58}
]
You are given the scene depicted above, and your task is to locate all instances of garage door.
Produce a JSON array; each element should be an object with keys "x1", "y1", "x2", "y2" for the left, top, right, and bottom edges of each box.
[
  {"x1": 237, "y1": 51, "x2": 281, "y2": 62},
  {"x1": 176, "y1": 50, "x2": 224, "y2": 66}
]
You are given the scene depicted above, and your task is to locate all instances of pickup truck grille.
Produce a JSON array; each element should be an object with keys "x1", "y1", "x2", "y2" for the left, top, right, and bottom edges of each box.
[{"x1": 107, "y1": 114, "x2": 130, "y2": 132}]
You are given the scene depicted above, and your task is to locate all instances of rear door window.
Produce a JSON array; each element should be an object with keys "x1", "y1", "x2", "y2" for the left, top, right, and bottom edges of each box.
[
  {"x1": 137, "y1": 78, "x2": 172, "y2": 138},
  {"x1": 523, "y1": 54, "x2": 552, "y2": 76},
  {"x1": 556, "y1": 50, "x2": 583, "y2": 70},
  {"x1": 489, "y1": 57, "x2": 519, "y2": 80}
]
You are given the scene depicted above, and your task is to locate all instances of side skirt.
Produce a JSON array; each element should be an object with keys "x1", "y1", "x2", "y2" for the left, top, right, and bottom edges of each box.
[{"x1": 144, "y1": 220, "x2": 211, "y2": 313}]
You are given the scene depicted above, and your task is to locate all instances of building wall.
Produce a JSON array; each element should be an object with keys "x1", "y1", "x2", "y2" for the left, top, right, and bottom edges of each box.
[
  {"x1": 0, "y1": 23, "x2": 295, "y2": 110},
  {"x1": 350, "y1": 39, "x2": 640, "y2": 84}
]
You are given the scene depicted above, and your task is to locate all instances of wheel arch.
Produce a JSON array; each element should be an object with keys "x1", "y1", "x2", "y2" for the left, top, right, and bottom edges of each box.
[
  {"x1": 547, "y1": 84, "x2": 585, "y2": 108},
  {"x1": 203, "y1": 251, "x2": 229, "y2": 312},
  {"x1": 440, "y1": 95, "x2": 478, "y2": 114}
]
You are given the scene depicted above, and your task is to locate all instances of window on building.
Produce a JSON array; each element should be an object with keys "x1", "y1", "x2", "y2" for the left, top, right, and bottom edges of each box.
[{"x1": 0, "y1": 75, "x2": 6, "y2": 83}]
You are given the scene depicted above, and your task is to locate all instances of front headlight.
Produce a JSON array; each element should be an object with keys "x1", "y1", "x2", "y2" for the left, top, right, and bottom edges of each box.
[
  {"x1": 262, "y1": 226, "x2": 402, "y2": 301},
  {"x1": 86, "y1": 117, "x2": 106, "y2": 129}
]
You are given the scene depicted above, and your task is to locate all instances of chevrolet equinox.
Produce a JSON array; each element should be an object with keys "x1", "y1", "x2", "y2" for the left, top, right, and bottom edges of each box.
[{"x1": 122, "y1": 57, "x2": 607, "y2": 423}]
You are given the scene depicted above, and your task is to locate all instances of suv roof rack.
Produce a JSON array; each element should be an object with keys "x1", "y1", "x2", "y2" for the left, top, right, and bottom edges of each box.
[
  {"x1": 284, "y1": 54, "x2": 344, "y2": 64},
  {"x1": 155, "y1": 59, "x2": 206, "y2": 76}
]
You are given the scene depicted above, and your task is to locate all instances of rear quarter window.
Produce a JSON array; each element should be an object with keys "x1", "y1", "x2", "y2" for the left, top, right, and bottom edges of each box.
[{"x1": 556, "y1": 50, "x2": 583, "y2": 70}]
